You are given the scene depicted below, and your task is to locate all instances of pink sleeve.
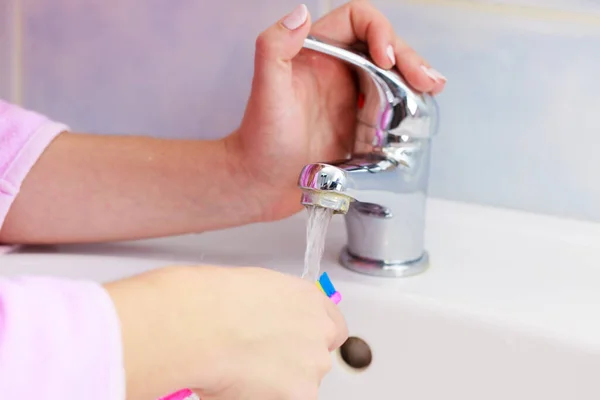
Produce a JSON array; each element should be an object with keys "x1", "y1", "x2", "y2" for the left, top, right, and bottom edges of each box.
[
  {"x1": 0, "y1": 101, "x2": 126, "y2": 398},
  {"x1": 0, "y1": 99, "x2": 69, "y2": 228},
  {"x1": 0, "y1": 276, "x2": 126, "y2": 399}
]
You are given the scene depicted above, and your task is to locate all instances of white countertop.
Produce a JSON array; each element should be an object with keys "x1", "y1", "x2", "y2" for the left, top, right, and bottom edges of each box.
[{"x1": 3, "y1": 198, "x2": 600, "y2": 351}]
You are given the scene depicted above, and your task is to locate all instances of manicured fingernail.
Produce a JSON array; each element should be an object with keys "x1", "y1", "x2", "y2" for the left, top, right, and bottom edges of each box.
[
  {"x1": 421, "y1": 65, "x2": 447, "y2": 82},
  {"x1": 386, "y1": 45, "x2": 396, "y2": 66},
  {"x1": 282, "y1": 4, "x2": 308, "y2": 30}
]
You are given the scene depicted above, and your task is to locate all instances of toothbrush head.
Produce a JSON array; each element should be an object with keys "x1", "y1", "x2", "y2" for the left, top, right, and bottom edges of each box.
[
  {"x1": 329, "y1": 291, "x2": 342, "y2": 305},
  {"x1": 317, "y1": 272, "x2": 341, "y2": 304}
]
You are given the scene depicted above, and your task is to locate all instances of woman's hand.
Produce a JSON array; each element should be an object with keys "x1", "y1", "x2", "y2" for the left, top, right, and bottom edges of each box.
[
  {"x1": 105, "y1": 265, "x2": 348, "y2": 400},
  {"x1": 0, "y1": 1, "x2": 446, "y2": 244},
  {"x1": 229, "y1": 1, "x2": 447, "y2": 222}
]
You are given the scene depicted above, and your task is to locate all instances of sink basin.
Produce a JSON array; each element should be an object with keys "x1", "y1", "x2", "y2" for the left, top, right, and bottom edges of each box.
[{"x1": 2, "y1": 198, "x2": 600, "y2": 399}]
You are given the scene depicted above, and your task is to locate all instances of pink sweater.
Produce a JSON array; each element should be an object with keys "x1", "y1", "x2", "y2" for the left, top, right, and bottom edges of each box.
[{"x1": 0, "y1": 100, "x2": 125, "y2": 399}]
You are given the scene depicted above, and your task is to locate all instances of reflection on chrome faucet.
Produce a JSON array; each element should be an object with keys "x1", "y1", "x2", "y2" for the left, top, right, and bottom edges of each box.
[{"x1": 297, "y1": 35, "x2": 439, "y2": 278}]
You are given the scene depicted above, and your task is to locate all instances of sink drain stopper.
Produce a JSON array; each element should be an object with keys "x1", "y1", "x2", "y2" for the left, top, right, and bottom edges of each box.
[{"x1": 339, "y1": 336, "x2": 372, "y2": 370}]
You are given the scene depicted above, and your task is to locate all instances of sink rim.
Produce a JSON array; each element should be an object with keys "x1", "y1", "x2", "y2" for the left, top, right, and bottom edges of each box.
[{"x1": 3, "y1": 198, "x2": 600, "y2": 352}]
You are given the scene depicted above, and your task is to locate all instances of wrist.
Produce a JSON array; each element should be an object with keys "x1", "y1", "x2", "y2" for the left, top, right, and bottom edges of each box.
[
  {"x1": 222, "y1": 128, "x2": 306, "y2": 223},
  {"x1": 221, "y1": 133, "x2": 271, "y2": 224},
  {"x1": 105, "y1": 267, "x2": 193, "y2": 399}
]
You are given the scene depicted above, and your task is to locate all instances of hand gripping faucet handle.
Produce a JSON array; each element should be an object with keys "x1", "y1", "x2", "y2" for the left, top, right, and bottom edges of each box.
[
  {"x1": 157, "y1": 273, "x2": 341, "y2": 400},
  {"x1": 299, "y1": 33, "x2": 438, "y2": 278}
]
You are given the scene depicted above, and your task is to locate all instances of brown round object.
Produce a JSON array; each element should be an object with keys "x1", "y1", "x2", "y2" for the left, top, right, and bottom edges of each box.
[{"x1": 339, "y1": 336, "x2": 372, "y2": 370}]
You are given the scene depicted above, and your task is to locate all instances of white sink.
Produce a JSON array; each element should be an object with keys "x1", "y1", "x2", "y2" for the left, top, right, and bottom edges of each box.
[{"x1": 3, "y1": 198, "x2": 600, "y2": 399}]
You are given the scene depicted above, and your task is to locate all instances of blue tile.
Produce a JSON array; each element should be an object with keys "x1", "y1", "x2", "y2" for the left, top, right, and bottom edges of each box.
[{"x1": 20, "y1": 0, "x2": 321, "y2": 138}]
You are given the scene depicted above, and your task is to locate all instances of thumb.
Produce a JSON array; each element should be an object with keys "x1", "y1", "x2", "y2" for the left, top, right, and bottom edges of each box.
[{"x1": 254, "y1": 4, "x2": 312, "y2": 76}]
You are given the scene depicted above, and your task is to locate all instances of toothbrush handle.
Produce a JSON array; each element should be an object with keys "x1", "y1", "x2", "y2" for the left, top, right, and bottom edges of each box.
[{"x1": 158, "y1": 388, "x2": 198, "y2": 400}]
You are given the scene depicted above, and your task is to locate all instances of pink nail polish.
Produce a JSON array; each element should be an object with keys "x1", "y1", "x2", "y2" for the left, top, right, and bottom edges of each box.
[
  {"x1": 386, "y1": 45, "x2": 396, "y2": 66},
  {"x1": 420, "y1": 65, "x2": 447, "y2": 82},
  {"x1": 428, "y1": 67, "x2": 447, "y2": 82},
  {"x1": 282, "y1": 4, "x2": 308, "y2": 30}
]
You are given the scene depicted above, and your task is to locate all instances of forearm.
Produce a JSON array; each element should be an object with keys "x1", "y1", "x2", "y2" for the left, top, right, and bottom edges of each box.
[{"x1": 0, "y1": 132, "x2": 263, "y2": 244}]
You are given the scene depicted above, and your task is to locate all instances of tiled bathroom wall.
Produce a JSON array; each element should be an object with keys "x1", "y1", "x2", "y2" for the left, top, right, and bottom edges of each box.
[
  {"x1": 367, "y1": 0, "x2": 600, "y2": 221},
  {"x1": 3, "y1": 0, "x2": 600, "y2": 223},
  {"x1": 16, "y1": 0, "x2": 327, "y2": 139}
]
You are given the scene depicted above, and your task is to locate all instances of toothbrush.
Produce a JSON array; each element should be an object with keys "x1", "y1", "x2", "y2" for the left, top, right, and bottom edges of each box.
[
  {"x1": 158, "y1": 272, "x2": 341, "y2": 400},
  {"x1": 159, "y1": 389, "x2": 199, "y2": 400},
  {"x1": 315, "y1": 272, "x2": 341, "y2": 304}
]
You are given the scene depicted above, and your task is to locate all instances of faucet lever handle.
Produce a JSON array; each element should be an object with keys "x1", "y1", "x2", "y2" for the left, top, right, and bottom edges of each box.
[
  {"x1": 302, "y1": 34, "x2": 438, "y2": 151},
  {"x1": 303, "y1": 34, "x2": 371, "y2": 68}
]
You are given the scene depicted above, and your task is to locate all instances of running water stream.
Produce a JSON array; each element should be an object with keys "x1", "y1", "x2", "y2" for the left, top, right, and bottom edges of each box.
[
  {"x1": 160, "y1": 207, "x2": 335, "y2": 400},
  {"x1": 302, "y1": 205, "x2": 334, "y2": 282}
]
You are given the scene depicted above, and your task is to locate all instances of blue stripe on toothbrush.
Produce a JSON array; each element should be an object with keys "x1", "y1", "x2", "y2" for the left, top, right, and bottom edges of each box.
[{"x1": 318, "y1": 272, "x2": 336, "y2": 297}]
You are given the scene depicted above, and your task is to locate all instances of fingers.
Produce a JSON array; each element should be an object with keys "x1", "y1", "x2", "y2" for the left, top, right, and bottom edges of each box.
[
  {"x1": 254, "y1": 4, "x2": 312, "y2": 78},
  {"x1": 286, "y1": 383, "x2": 320, "y2": 400},
  {"x1": 391, "y1": 36, "x2": 447, "y2": 94},
  {"x1": 322, "y1": 295, "x2": 349, "y2": 351},
  {"x1": 421, "y1": 65, "x2": 447, "y2": 95},
  {"x1": 292, "y1": 352, "x2": 330, "y2": 400},
  {"x1": 312, "y1": 0, "x2": 394, "y2": 68},
  {"x1": 312, "y1": 0, "x2": 446, "y2": 94}
]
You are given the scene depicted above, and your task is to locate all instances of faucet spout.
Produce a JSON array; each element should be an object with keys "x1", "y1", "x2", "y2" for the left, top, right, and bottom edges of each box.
[
  {"x1": 297, "y1": 35, "x2": 439, "y2": 278},
  {"x1": 298, "y1": 163, "x2": 353, "y2": 214},
  {"x1": 298, "y1": 141, "x2": 430, "y2": 277}
]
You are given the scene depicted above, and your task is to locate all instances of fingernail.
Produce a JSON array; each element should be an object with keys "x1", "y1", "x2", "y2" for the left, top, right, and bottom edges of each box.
[
  {"x1": 386, "y1": 45, "x2": 396, "y2": 66},
  {"x1": 282, "y1": 4, "x2": 308, "y2": 30},
  {"x1": 421, "y1": 65, "x2": 447, "y2": 82}
]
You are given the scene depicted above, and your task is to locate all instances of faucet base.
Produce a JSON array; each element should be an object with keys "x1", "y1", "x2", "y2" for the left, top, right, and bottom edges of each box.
[{"x1": 339, "y1": 247, "x2": 429, "y2": 278}]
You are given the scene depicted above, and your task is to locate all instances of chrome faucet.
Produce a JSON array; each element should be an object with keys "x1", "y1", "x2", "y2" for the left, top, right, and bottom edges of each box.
[{"x1": 297, "y1": 35, "x2": 439, "y2": 278}]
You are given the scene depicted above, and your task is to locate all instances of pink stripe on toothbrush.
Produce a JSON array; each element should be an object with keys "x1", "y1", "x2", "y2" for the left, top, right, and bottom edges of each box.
[
  {"x1": 329, "y1": 291, "x2": 341, "y2": 304},
  {"x1": 158, "y1": 388, "x2": 198, "y2": 400}
]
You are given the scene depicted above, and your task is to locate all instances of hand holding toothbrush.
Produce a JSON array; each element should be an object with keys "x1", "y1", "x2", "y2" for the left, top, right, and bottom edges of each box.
[
  {"x1": 160, "y1": 272, "x2": 342, "y2": 400},
  {"x1": 106, "y1": 266, "x2": 347, "y2": 400}
]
